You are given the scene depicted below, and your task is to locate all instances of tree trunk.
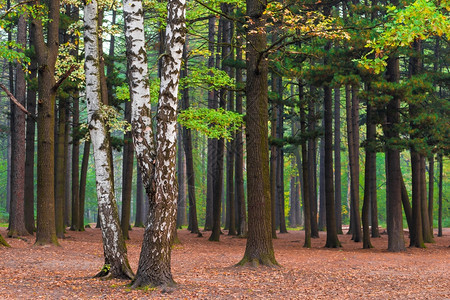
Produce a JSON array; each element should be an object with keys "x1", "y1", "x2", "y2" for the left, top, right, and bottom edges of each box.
[
  {"x1": 384, "y1": 55, "x2": 406, "y2": 252},
  {"x1": 134, "y1": 167, "x2": 145, "y2": 227},
  {"x1": 324, "y1": 82, "x2": 341, "y2": 248},
  {"x1": 33, "y1": 0, "x2": 60, "y2": 246},
  {"x1": 420, "y1": 156, "x2": 434, "y2": 243},
  {"x1": 8, "y1": 15, "x2": 29, "y2": 237},
  {"x1": 428, "y1": 156, "x2": 434, "y2": 234},
  {"x1": 334, "y1": 87, "x2": 342, "y2": 234},
  {"x1": 318, "y1": 131, "x2": 326, "y2": 231},
  {"x1": 128, "y1": 0, "x2": 186, "y2": 287},
  {"x1": 121, "y1": 99, "x2": 134, "y2": 240},
  {"x1": 437, "y1": 154, "x2": 443, "y2": 237},
  {"x1": 177, "y1": 126, "x2": 186, "y2": 229},
  {"x1": 70, "y1": 94, "x2": 80, "y2": 231},
  {"x1": 78, "y1": 141, "x2": 90, "y2": 231},
  {"x1": 308, "y1": 96, "x2": 319, "y2": 238},
  {"x1": 238, "y1": 0, "x2": 277, "y2": 266},
  {"x1": 24, "y1": 23, "x2": 37, "y2": 234},
  {"x1": 235, "y1": 36, "x2": 247, "y2": 237},
  {"x1": 362, "y1": 94, "x2": 374, "y2": 249},
  {"x1": 55, "y1": 96, "x2": 67, "y2": 238},
  {"x1": 276, "y1": 91, "x2": 287, "y2": 234},
  {"x1": 181, "y1": 42, "x2": 200, "y2": 236},
  {"x1": 84, "y1": 0, "x2": 133, "y2": 279},
  {"x1": 410, "y1": 151, "x2": 424, "y2": 247},
  {"x1": 204, "y1": 16, "x2": 216, "y2": 231}
]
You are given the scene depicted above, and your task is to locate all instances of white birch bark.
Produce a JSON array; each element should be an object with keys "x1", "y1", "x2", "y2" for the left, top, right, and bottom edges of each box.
[
  {"x1": 84, "y1": 0, "x2": 133, "y2": 279},
  {"x1": 126, "y1": 0, "x2": 186, "y2": 288}
]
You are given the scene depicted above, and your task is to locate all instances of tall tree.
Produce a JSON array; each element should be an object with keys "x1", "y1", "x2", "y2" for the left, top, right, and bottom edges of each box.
[
  {"x1": 121, "y1": 98, "x2": 134, "y2": 240},
  {"x1": 84, "y1": 0, "x2": 133, "y2": 279},
  {"x1": 334, "y1": 87, "x2": 342, "y2": 234},
  {"x1": 238, "y1": 0, "x2": 277, "y2": 266},
  {"x1": 33, "y1": 0, "x2": 60, "y2": 246},
  {"x1": 8, "y1": 15, "x2": 28, "y2": 237},
  {"x1": 127, "y1": 0, "x2": 186, "y2": 287}
]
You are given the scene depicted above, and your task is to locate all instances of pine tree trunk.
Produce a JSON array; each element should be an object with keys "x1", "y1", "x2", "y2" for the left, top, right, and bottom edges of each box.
[
  {"x1": 437, "y1": 154, "x2": 443, "y2": 237},
  {"x1": 362, "y1": 95, "x2": 374, "y2": 248},
  {"x1": 24, "y1": 24, "x2": 37, "y2": 234},
  {"x1": 384, "y1": 55, "x2": 406, "y2": 252},
  {"x1": 177, "y1": 126, "x2": 186, "y2": 229},
  {"x1": 134, "y1": 167, "x2": 145, "y2": 227},
  {"x1": 78, "y1": 140, "x2": 90, "y2": 230},
  {"x1": 55, "y1": 97, "x2": 67, "y2": 238},
  {"x1": 84, "y1": 0, "x2": 133, "y2": 279},
  {"x1": 8, "y1": 15, "x2": 28, "y2": 238},
  {"x1": 70, "y1": 94, "x2": 80, "y2": 231},
  {"x1": 318, "y1": 132, "x2": 326, "y2": 231},
  {"x1": 276, "y1": 90, "x2": 287, "y2": 234},
  {"x1": 324, "y1": 83, "x2": 340, "y2": 248},
  {"x1": 235, "y1": 36, "x2": 247, "y2": 237},
  {"x1": 121, "y1": 99, "x2": 134, "y2": 240},
  {"x1": 334, "y1": 87, "x2": 342, "y2": 234},
  {"x1": 308, "y1": 96, "x2": 319, "y2": 238},
  {"x1": 238, "y1": 0, "x2": 277, "y2": 266},
  {"x1": 428, "y1": 156, "x2": 434, "y2": 233},
  {"x1": 420, "y1": 156, "x2": 433, "y2": 243}
]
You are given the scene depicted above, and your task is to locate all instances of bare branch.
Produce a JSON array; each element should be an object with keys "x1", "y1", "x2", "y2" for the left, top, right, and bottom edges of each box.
[
  {"x1": 0, "y1": 83, "x2": 36, "y2": 121},
  {"x1": 52, "y1": 64, "x2": 76, "y2": 92}
]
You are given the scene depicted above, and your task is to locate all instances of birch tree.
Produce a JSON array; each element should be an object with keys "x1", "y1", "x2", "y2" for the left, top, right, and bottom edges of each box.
[
  {"x1": 83, "y1": 0, "x2": 134, "y2": 279},
  {"x1": 123, "y1": 0, "x2": 186, "y2": 288}
]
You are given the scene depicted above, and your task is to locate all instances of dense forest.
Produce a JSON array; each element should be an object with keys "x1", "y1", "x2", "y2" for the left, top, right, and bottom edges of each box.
[{"x1": 0, "y1": 0, "x2": 449, "y2": 289}]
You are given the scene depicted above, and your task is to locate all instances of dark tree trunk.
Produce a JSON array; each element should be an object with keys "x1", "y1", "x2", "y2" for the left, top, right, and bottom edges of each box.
[
  {"x1": 55, "y1": 96, "x2": 67, "y2": 238},
  {"x1": 121, "y1": 99, "x2": 134, "y2": 240},
  {"x1": 299, "y1": 82, "x2": 311, "y2": 248},
  {"x1": 181, "y1": 42, "x2": 200, "y2": 235},
  {"x1": 24, "y1": 24, "x2": 37, "y2": 234},
  {"x1": 204, "y1": 16, "x2": 216, "y2": 231},
  {"x1": 410, "y1": 151, "x2": 424, "y2": 247},
  {"x1": 346, "y1": 85, "x2": 362, "y2": 242},
  {"x1": 334, "y1": 88, "x2": 342, "y2": 234},
  {"x1": 362, "y1": 94, "x2": 374, "y2": 249},
  {"x1": 177, "y1": 126, "x2": 186, "y2": 229},
  {"x1": 308, "y1": 96, "x2": 319, "y2": 238},
  {"x1": 78, "y1": 141, "x2": 90, "y2": 231},
  {"x1": 70, "y1": 94, "x2": 80, "y2": 231},
  {"x1": 384, "y1": 55, "x2": 406, "y2": 252},
  {"x1": 324, "y1": 83, "x2": 341, "y2": 248},
  {"x1": 134, "y1": 167, "x2": 145, "y2": 227},
  {"x1": 8, "y1": 15, "x2": 29, "y2": 237},
  {"x1": 318, "y1": 131, "x2": 326, "y2": 231},
  {"x1": 400, "y1": 174, "x2": 413, "y2": 233},
  {"x1": 33, "y1": 0, "x2": 60, "y2": 246},
  {"x1": 235, "y1": 36, "x2": 247, "y2": 237},
  {"x1": 428, "y1": 156, "x2": 434, "y2": 234},
  {"x1": 238, "y1": 0, "x2": 277, "y2": 266},
  {"x1": 420, "y1": 156, "x2": 433, "y2": 243},
  {"x1": 437, "y1": 154, "x2": 443, "y2": 237}
]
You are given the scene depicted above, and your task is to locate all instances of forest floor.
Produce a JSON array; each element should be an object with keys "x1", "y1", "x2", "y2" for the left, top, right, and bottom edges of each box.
[{"x1": 0, "y1": 226, "x2": 449, "y2": 299}]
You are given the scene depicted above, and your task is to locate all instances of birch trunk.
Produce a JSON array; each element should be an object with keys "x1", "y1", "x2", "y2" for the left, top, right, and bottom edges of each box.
[
  {"x1": 125, "y1": 0, "x2": 186, "y2": 287},
  {"x1": 84, "y1": 0, "x2": 133, "y2": 279}
]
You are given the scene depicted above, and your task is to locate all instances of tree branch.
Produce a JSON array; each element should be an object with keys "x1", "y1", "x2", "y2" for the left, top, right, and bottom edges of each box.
[
  {"x1": 52, "y1": 64, "x2": 76, "y2": 92},
  {"x1": 192, "y1": 0, "x2": 244, "y2": 24},
  {"x1": 0, "y1": 83, "x2": 36, "y2": 120},
  {"x1": 0, "y1": 0, "x2": 35, "y2": 20}
]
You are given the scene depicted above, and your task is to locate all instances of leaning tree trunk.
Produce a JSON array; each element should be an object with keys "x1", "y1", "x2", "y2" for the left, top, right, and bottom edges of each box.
[
  {"x1": 84, "y1": 0, "x2": 133, "y2": 279},
  {"x1": 127, "y1": 0, "x2": 186, "y2": 287},
  {"x1": 238, "y1": 0, "x2": 277, "y2": 267}
]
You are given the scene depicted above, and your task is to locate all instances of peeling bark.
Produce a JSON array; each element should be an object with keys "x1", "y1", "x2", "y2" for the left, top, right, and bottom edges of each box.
[{"x1": 84, "y1": 0, "x2": 133, "y2": 279}]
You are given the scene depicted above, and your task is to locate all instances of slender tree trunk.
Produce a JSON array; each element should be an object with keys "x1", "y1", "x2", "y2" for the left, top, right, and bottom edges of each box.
[
  {"x1": 55, "y1": 96, "x2": 67, "y2": 238},
  {"x1": 204, "y1": 16, "x2": 216, "y2": 231},
  {"x1": 235, "y1": 36, "x2": 247, "y2": 237},
  {"x1": 410, "y1": 151, "x2": 424, "y2": 247},
  {"x1": 276, "y1": 91, "x2": 287, "y2": 234},
  {"x1": 70, "y1": 94, "x2": 80, "y2": 231},
  {"x1": 428, "y1": 156, "x2": 434, "y2": 234},
  {"x1": 181, "y1": 42, "x2": 200, "y2": 235},
  {"x1": 121, "y1": 99, "x2": 134, "y2": 240},
  {"x1": 308, "y1": 96, "x2": 319, "y2": 238},
  {"x1": 324, "y1": 82, "x2": 340, "y2": 248},
  {"x1": 318, "y1": 131, "x2": 326, "y2": 231},
  {"x1": 134, "y1": 167, "x2": 145, "y2": 227},
  {"x1": 8, "y1": 15, "x2": 29, "y2": 237},
  {"x1": 84, "y1": 0, "x2": 133, "y2": 279},
  {"x1": 437, "y1": 154, "x2": 442, "y2": 237},
  {"x1": 362, "y1": 93, "x2": 374, "y2": 248},
  {"x1": 420, "y1": 156, "x2": 434, "y2": 243},
  {"x1": 334, "y1": 87, "x2": 342, "y2": 234},
  {"x1": 238, "y1": 0, "x2": 277, "y2": 266},
  {"x1": 78, "y1": 141, "x2": 90, "y2": 231},
  {"x1": 24, "y1": 24, "x2": 37, "y2": 234},
  {"x1": 177, "y1": 126, "x2": 186, "y2": 229}
]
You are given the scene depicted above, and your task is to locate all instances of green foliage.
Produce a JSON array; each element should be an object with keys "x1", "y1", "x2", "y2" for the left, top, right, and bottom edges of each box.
[
  {"x1": 181, "y1": 66, "x2": 235, "y2": 91},
  {"x1": 356, "y1": 0, "x2": 450, "y2": 73},
  {"x1": 178, "y1": 107, "x2": 243, "y2": 141}
]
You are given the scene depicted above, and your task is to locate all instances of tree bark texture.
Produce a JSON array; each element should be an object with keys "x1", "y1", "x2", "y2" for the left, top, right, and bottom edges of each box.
[
  {"x1": 78, "y1": 141, "x2": 90, "y2": 231},
  {"x1": 128, "y1": 0, "x2": 186, "y2": 287},
  {"x1": 121, "y1": 99, "x2": 134, "y2": 240},
  {"x1": 334, "y1": 87, "x2": 342, "y2": 234},
  {"x1": 33, "y1": 0, "x2": 60, "y2": 246},
  {"x1": 238, "y1": 0, "x2": 277, "y2": 266},
  {"x1": 9, "y1": 15, "x2": 28, "y2": 237},
  {"x1": 55, "y1": 96, "x2": 67, "y2": 238},
  {"x1": 84, "y1": 0, "x2": 133, "y2": 279}
]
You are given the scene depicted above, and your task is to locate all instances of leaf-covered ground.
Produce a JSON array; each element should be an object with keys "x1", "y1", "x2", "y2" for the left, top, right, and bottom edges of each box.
[{"x1": 0, "y1": 226, "x2": 448, "y2": 299}]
